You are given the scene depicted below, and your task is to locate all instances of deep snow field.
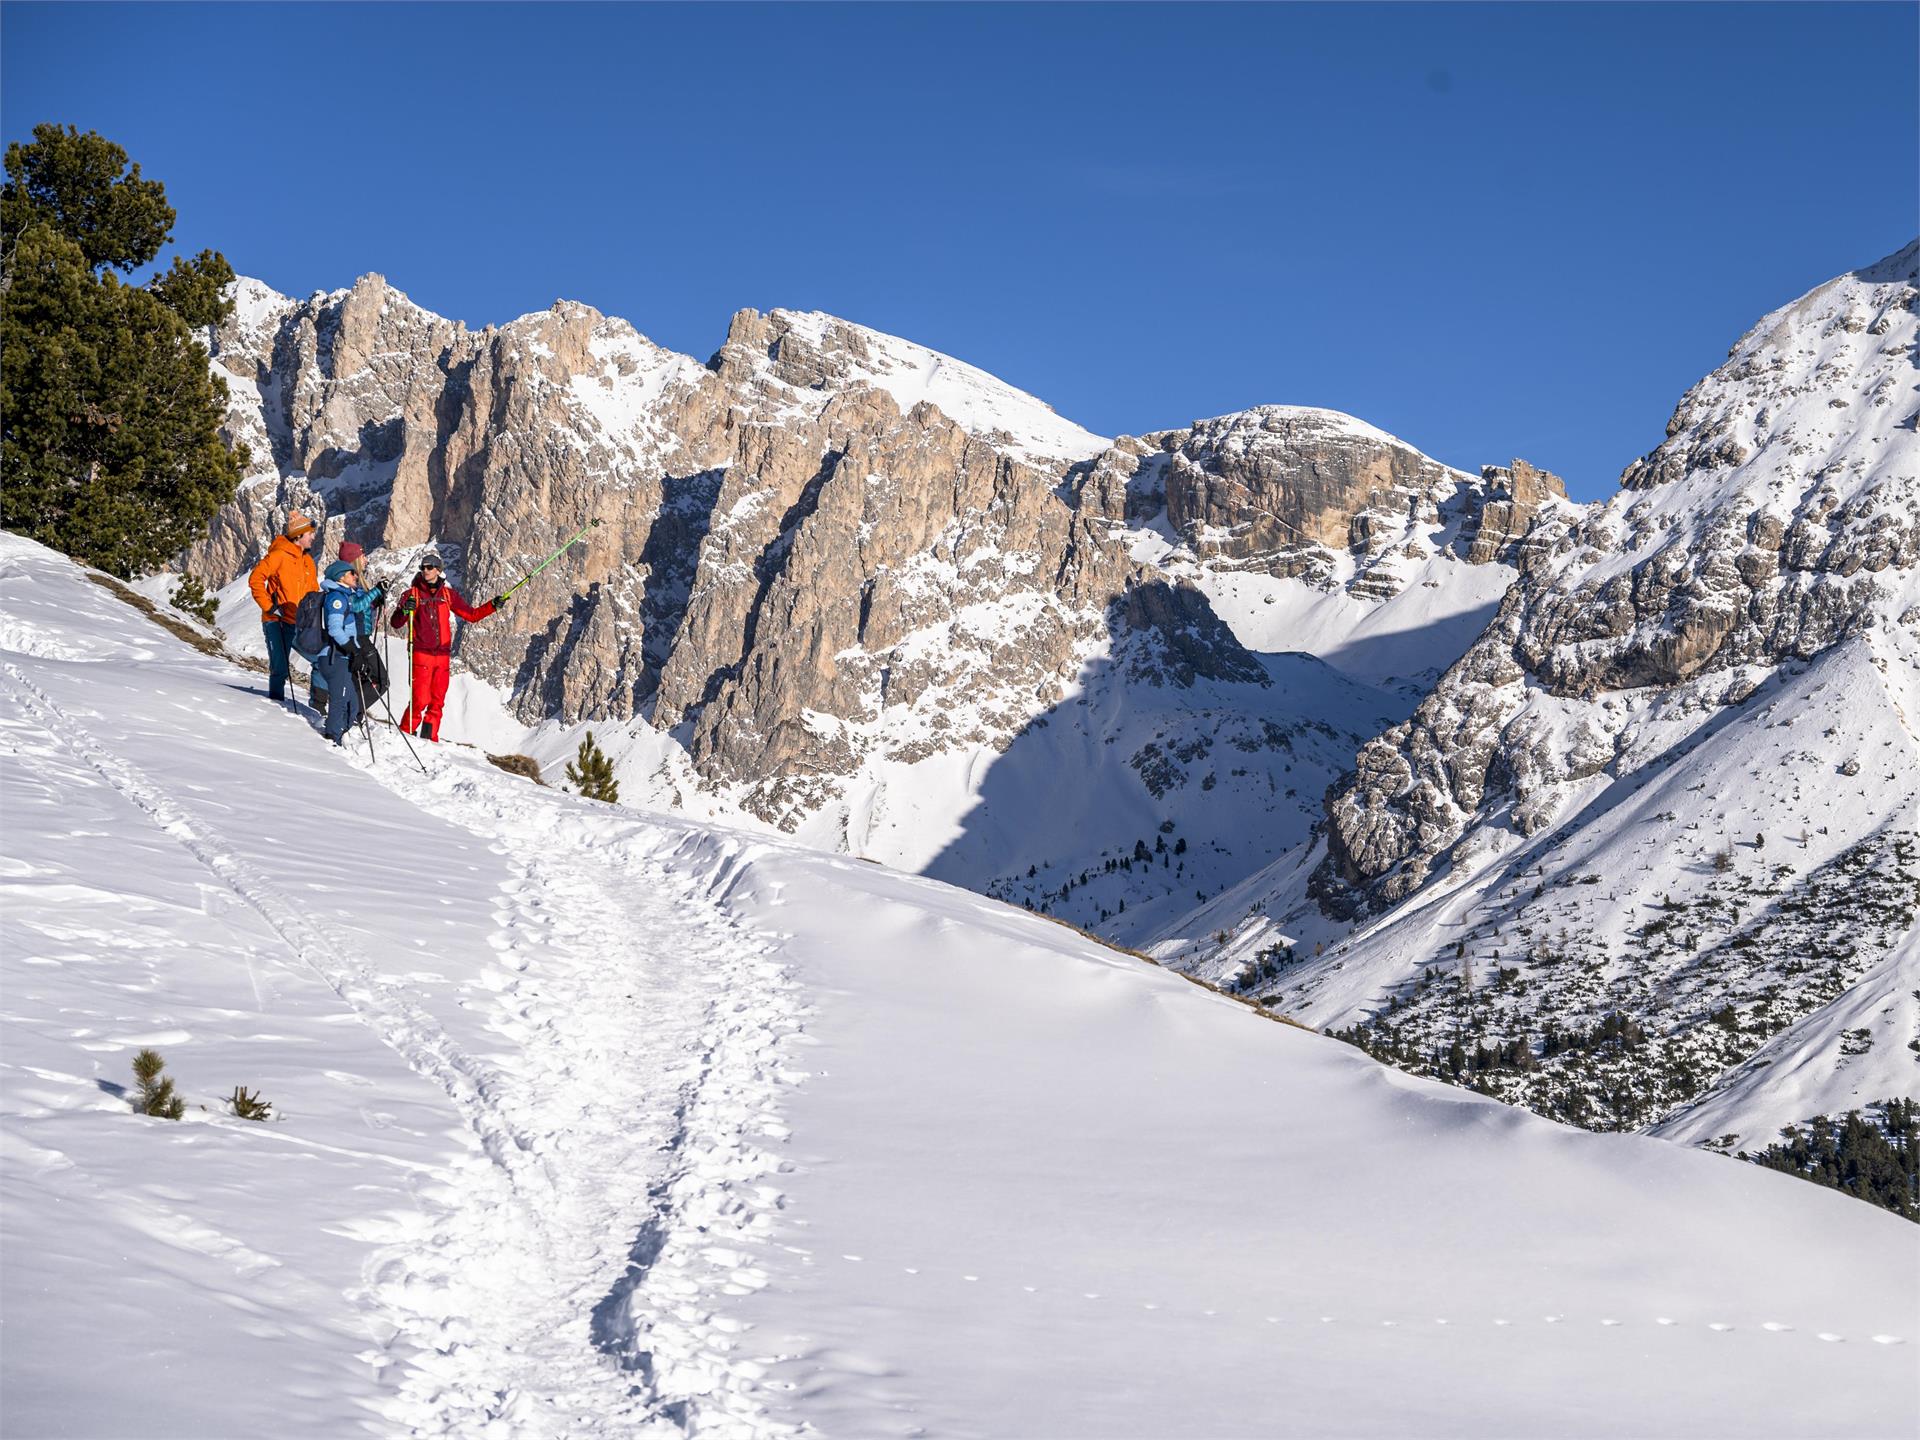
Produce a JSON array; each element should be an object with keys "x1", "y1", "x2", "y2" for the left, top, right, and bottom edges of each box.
[{"x1": 3, "y1": 529, "x2": 1917, "y2": 1439}]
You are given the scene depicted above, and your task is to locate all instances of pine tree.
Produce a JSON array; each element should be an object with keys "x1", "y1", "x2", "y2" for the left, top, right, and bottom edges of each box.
[
  {"x1": 130, "y1": 1048, "x2": 184, "y2": 1119},
  {"x1": 566, "y1": 731, "x2": 619, "y2": 803},
  {"x1": 169, "y1": 572, "x2": 217, "y2": 626},
  {"x1": 1, "y1": 125, "x2": 246, "y2": 577},
  {"x1": 227, "y1": 1085, "x2": 272, "y2": 1121}
]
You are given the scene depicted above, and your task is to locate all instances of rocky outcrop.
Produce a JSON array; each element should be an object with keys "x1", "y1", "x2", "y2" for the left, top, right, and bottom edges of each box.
[
  {"x1": 1317, "y1": 241, "x2": 1920, "y2": 910},
  {"x1": 1461, "y1": 459, "x2": 1567, "y2": 567},
  {"x1": 195, "y1": 281, "x2": 1283, "y2": 825},
  {"x1": 1073, "y1": 409, "x2": 1569, "y2": 605},
  {"x1": 192, "y1": 274, "x2": 1572, "y2": 835},
  {"x1": 1157, "y1": 406, "x2": 1464, "y2": 567}
]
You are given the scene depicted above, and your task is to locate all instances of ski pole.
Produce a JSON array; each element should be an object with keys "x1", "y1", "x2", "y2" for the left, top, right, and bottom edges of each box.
[
  {"x1": 353, "y1": 628, "x2": 377, "y2": 765},
  {"x1": 498, "y1": 518, "x2": 602, "y2": 602},
  {"x1": 376, "y1": 688, "x2": 428, "y2": 774},
  {"x1": 372, "y1": 590, "x2": 426, "y2": 773},
  {"x1": 382, "y1": 610, "x2": 392, "y2": 725},
  {"x1": 377, "y1": 677, "x2": 426, "y2": 772}
]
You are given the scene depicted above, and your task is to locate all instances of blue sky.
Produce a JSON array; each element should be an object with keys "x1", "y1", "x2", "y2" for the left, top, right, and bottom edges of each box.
[{"x1": 5, "y1": 2, "x2": 1913, "y2": 499}]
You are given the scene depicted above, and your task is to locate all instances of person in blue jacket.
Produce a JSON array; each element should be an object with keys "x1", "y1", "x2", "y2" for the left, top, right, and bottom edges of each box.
[
  {"x1": 318, "y1": 561, "x2": 370, "y2": 746},
  {"x1": 310, "y1": 542, "x2": 385, "y2": 716}
]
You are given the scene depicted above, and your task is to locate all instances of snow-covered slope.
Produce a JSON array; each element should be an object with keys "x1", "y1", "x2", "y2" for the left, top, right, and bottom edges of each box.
[
  {"x1": 4, "y1": 532, "x2": 1917, "y2": 1437},
  {"x1": 1156, "y1": 243, "x2": 1920, "y2": 1150},
  {"x1": 752, "y1": 308, "x2": 1111, "y2": 464}
]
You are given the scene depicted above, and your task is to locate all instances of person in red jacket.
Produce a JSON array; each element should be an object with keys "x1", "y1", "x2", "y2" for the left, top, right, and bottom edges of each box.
[{"x1": 389, "y1": 553, "x2": 505, "y2": 741}]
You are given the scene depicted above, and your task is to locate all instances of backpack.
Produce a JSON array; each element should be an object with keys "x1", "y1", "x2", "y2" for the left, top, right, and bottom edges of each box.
[
  {"x1": 292, "y1": 590, "x2": 329, "y2": 660},
  {"x1": 351, "y1": 637, "x2": 389, "y2": 708}
]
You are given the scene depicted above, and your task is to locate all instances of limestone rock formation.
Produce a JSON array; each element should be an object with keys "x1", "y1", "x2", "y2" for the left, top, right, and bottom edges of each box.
[
  {"x1": 191, "y1": 275, "x2": 1561, "y2": 848},
  {"x1": 1152, "y1": 243, "x2": 1919, "y2": 1155},
  {"x1": 1073, "y1": 407, "x2": 1560, "y2": 602},
  {"x1": 1317, "y1": 241, "x2": 1920, "y2": 910},
  {"x1": 1462, "y1": 459, "x2": 1568, "y2": 568}
]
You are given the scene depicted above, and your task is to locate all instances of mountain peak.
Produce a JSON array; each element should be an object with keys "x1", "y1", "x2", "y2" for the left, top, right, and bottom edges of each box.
[
  {"x1": 715, "y1": 306, "x2": 1111, "y2": 464},
  {"x1": 1170, "y1": 403, "x2": 1449, "y2": 468}
]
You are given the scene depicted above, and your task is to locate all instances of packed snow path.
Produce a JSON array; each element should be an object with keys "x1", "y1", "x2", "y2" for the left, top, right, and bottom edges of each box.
[
  {"x1": 360, "y1": 753, "x2": 809, "y2": 1436},
  {"x1": 3, "y1": 532, "x2": 1917, "y2": 1440}
]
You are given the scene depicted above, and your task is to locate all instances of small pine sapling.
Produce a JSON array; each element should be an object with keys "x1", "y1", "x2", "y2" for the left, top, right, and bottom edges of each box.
[
  {"x1": 169, "y1": 573, "x2": 218, "y2": 627},
  {"x1": 566, "y1": 731, "x2": 619, "y2": 804},
  {"x1": 131, "y1": 1048, "x2": 185, "y2": 1119},
  {"x1": 227, "y1": 1086, "x2": 273, "y2": 1121}
]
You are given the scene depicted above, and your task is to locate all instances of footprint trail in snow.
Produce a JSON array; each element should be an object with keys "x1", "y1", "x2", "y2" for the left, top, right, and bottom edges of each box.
[{"x1": 358, "y1": 752, "x2": 809, "y2": 1438}]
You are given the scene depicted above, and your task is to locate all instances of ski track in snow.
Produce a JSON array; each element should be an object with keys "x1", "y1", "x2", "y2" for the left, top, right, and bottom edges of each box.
[{"x1": 0, "y1": 659, "x2": 808, "y2": 1438}]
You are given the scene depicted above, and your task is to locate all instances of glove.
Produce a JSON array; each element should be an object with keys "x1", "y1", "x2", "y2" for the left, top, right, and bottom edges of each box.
[
  {"x1": 395, "y1": 595, "x2": 416, "y2": 619},
  {"x1": 273, "y1": 603, "x2": 297, "y2": 623},
  {"x1": 367, "y1": 582, "x2": 387, "y2": 607},
  {"x1": 489, "y1": 593, "x2": 507, "y2": 610}
]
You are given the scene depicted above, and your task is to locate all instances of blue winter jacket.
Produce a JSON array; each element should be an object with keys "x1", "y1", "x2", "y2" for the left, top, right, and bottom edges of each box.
[
  {"x1": 344, "y1": 581, "x2": 386, "y2": 637},
  {"x1": 320, "y1": 579, "x2": 362, "y2": 651}
]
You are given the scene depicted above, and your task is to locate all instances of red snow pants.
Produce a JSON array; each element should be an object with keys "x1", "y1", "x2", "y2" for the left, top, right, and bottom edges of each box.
[{"x1": 399, "y1": 651, "x2": 452, "y2": 739}]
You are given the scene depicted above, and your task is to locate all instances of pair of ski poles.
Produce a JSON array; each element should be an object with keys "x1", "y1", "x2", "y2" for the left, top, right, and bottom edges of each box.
[
  {"x1": 365, "y1": 594, "x2": 426, "y2": 774},
  {"x1": 342, "y1": 594, "x2": 426, "y2": 774}
]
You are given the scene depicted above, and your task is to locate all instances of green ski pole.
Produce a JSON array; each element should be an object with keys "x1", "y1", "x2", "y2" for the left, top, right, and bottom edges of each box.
[{"x1": 498, "y1": 518, "x2": 602, "y2": 602}]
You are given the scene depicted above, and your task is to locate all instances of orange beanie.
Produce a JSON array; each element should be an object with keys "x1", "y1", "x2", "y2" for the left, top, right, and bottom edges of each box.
[{"x1": 283, "y1": 511, "x2": 316, "y2": 540}]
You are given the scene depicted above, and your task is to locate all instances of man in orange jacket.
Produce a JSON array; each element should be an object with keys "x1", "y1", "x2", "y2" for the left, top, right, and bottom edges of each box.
[{"x1": 247, "y1": 511, "x2": 318, "y2": 702}]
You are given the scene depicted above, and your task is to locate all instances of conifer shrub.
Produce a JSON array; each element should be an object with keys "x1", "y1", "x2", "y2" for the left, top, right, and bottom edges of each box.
[
  {"x1": 565, "y1": 731, "x2": 619, "y2": 803},
  {"x1": 227, "y1": 1085, "x2": 272, "y2": 1121},
  {"x1": 1741, "y1": 1100, "x2": 1918, "y2": 1222},
  {"x1": 130, "y1": 1048, "x2": 184, "y2": 1119},
  {"x1": 169, "y1": 572, "x2": 217, "y2": 626}
]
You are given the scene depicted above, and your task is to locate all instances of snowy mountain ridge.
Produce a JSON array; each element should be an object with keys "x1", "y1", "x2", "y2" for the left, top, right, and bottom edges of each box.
[
  {"x1": 1154, "y1": 241, "x2": 1920, "y2": 1150},
  {"x1": 748, "y1": 307, "x2": 1113, "y2": 464},
  {"x1": 190, "y1": 245, "x2": 1916, "y2": 1160}
]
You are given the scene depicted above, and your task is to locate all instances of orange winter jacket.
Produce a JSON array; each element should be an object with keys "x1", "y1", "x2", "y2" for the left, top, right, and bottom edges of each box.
[{"x1": 248, "y1": 535, "x2": 318, "y2": 623}]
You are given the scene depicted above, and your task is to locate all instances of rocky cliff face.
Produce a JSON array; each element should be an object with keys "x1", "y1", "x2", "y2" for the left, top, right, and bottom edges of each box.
[
  {"x1": 199, "y1": 283, "x2": 1124, "y2": 820},
  {"x1": 1154, "y1": 242, "x2": 1920, "y2": 1152},
  {"x1": 1317, "y1": 241, "x2": 1919, "y2": 909},
  {"x1": 1073, "y1": 406, "x2": 1566, "y2": 600},
  {"x1": 196, "y1": 278, "x2": 1554, "y2": 843}
]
